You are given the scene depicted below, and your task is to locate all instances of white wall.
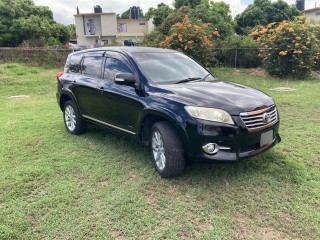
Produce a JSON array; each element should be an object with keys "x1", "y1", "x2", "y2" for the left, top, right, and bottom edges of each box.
[
  {"x1": 304, "y1": 10, "x2": 320, "y2": 21},
  {"x1": 101, "y1": 14, "x2": 117, "y2": 36}
]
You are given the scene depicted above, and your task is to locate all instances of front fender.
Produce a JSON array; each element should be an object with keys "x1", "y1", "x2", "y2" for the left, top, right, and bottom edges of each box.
[{"x1": 138, "y1": 105, "x2": 191, "y2": 153}]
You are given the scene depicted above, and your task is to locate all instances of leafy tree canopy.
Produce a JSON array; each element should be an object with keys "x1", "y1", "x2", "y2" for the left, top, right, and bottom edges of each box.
[
  {"x1": 235, "y1": 0, "x2": 301, "y2": 34},
  {"x1": 145, "y1": 3, "x2": 173, "y2": 27},
  {"x1": 192, "y1": 0, "x2": 235, "y2": 38},
  {"x1": 173, "y1": 0, "x2": 202, "y2": 9},
  {"x1": 0, "y1": 0, "x2": 70, "y2": 47}
]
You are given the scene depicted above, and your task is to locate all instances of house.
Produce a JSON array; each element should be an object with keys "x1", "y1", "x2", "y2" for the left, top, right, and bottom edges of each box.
[
  {"x1": 303, "y1": 7, "x2": 320, "y2": 22},
  {"x1": 74, "y1": 6, "x2": 154, "y2": 48}
]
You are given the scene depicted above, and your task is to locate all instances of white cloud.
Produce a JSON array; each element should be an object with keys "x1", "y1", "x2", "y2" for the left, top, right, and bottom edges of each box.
[
  {"x1": 33, "y1": 0, "x2": 318, "y2": 25},
  {"x1": 224, "y1": 0, "x2": 246, "y2": 17}
]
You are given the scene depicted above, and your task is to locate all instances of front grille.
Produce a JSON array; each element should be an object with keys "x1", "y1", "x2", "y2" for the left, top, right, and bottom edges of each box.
[{"x1": 240, "y1": 106, "x2": 278, "y2": 132}]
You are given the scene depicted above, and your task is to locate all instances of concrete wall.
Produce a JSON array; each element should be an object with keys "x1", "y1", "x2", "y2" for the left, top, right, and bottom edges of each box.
[
  {"x1": 147, "y1": 18, "x2": 154, "y2": 34},
  {"x1": 304, "y1": 9, "x2": 320, "y2": 21},
  {"x1": 117, "y1": 19, "x2": 148, "y2": 37},
  {"x1": 75, "y1": 13, "x2": 154, "y2": 47},
  {"x1": 101, "y1": 14, "x2": 117, "y2": 36}
]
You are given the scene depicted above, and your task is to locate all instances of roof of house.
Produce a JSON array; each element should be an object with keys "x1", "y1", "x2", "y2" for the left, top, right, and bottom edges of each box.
[
  {"x1": 303, "y1": 7, "x2": 320, "y2": 13},
  {"x1": 74, "y1": 12, "x2": 116, "y2": 17}
]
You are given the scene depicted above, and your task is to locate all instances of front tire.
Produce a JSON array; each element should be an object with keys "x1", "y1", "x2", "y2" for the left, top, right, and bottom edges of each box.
[
  {"x1": 150, "y1": 121, "x2": 185, "y2": 178},
  {"x1": 63, "y1": 100, "x2": 87, "y2": 135}
]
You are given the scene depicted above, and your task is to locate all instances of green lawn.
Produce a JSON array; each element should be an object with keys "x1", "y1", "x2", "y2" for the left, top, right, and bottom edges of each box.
[{"x1": 0, "y1": 63, "x2": 319, "y2": 239}]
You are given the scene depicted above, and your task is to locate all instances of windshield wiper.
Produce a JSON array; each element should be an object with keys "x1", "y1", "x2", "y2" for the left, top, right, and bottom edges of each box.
[
  {"x1": 175, "y1": 77, "x2": 202, "y2": 84},
  {"x1": 201, "y1": 73, "x2": 211, "y2": 81}
]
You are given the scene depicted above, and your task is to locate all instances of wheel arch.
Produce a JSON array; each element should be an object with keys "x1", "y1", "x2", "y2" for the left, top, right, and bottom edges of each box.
[
  {"x1": 138, "y1": 108, "x2": 189, "y2": 150},
  {"x1": 59, "y1": 90, "x2": 79, "y2": 112}
]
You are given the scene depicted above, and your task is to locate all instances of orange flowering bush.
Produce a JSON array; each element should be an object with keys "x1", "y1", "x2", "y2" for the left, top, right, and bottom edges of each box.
[
  {"x1": 160, "y1": 16, "x2": 220, "y2": 65},
  {"x1": 252, "y1": 17, "x2": 320, "y2": 79}
]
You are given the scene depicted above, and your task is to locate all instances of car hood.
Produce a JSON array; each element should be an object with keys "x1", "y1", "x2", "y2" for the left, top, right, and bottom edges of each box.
[{"x1": 153, "y1": 80, "x2": 274, "y2": 115}]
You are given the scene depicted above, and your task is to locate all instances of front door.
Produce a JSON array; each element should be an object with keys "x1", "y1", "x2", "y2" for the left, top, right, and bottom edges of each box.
[{"x1": 96, "y1": 52, "x2": 143, "y2": 135}]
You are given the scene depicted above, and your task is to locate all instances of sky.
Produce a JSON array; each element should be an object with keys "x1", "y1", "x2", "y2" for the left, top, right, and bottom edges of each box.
[{"x1": 32, "y1": 0, "x2": 319, "y2": 25}]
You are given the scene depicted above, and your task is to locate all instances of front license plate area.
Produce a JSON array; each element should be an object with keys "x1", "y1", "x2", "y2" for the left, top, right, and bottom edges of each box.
[{"x1": 260, "y1": 130, "x2": 274, "y2": 147}]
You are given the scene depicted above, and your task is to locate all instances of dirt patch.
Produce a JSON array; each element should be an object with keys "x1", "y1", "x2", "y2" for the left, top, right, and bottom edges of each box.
[
  {"x1": 269, "y1": 87, "x2": 296, "y2": 92},
  {"x1": 126, "y1": 170, "x2": 138, "y2": 179},
  {"x1": 237, "y1": 214, "x2": 250, "y2": 239},
  {"x1": 97, "y1": 180, "x2": 108, "y2": 186},
  {"x1": 235, "y1": 68, "x2": 272, "y2": 78},
  {"x1": 110, "y1": 230, "x2": 125, "y2": 239},
  {"x1": 8, "y1": 95, "x2": 30, "y2": 100}
]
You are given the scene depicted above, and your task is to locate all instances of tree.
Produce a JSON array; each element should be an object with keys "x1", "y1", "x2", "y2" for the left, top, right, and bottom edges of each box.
[
  {"x1": 158, "y1": 6, "x2": 192, "y2": 35},
  {"x1": 0, "y1": 0, "x2": 70, "y2": 46},
  {"x1": 145, "y1": 3, "x2": 173, "y2": 27},
  {"x1": 67, "y1": 24, "x2": 76, "y2": 39},
  {"x1": 236, "y1": 0, "x2": 301, "y2": 34},
  {"x1": 160, "y1": 16, "x2": 220, "y2": 65},
  {"x1": 173, "y1": 0, "x2": 201, "y2": 9},
  {"x1": 192, "y1": 0, "x2": 235, "y2": 38}
]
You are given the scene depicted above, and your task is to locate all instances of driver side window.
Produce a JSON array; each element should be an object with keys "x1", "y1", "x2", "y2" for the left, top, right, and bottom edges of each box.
[{"x1": 104, "y1": 57, "x2": 133, "y2": 80}]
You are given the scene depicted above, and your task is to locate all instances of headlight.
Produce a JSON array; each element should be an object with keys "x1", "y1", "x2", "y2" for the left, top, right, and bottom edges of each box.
[{"x1": 185, "y1": 106, "x2": 234, "y2": 125}]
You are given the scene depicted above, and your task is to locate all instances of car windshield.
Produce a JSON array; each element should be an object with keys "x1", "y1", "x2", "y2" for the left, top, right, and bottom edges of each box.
[{"x1": 132, "y1": 52, "x2": 215, "y2": 84}]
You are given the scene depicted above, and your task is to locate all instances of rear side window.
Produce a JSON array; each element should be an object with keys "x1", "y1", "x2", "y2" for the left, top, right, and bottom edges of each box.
[
  {"x1": 66, "y1": 53, "x2": 83, "y2": 73},
  {"x1": 104, "y1": 58, "x2": 133, "y2": 80},
  {"x1": 81, "y1": 55, "x2": 103, "y2": 78}
]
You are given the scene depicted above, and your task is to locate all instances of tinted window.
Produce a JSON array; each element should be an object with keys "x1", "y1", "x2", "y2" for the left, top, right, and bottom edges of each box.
[
  {"x1": 104, "y1": 58, "x2": 133, "y2": 80},
  {"x1": 66, "y1": 53, "x2": 83, "y2": 73},
  {"x1": 132, "y1": 52, "x2": 214, "y2": 84},
  {"x1": 81, "y1": 55, "x2": 103, "y2": 77}
]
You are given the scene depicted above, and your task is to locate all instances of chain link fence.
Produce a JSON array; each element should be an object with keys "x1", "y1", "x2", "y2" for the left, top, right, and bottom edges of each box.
[
  {"x1": 213, "y1": 48, "x2": 269, "y2": 69},
  {"x1": 0, "y1": 47, "x2": 270, "y2": 69}
]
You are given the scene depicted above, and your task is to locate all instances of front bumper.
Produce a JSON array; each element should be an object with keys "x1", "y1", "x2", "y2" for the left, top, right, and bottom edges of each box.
[{"x1": 184, "y1": 116, "x2": 281, "y2": 161}]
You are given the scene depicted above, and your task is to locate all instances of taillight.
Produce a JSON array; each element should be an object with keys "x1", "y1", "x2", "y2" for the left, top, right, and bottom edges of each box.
[{"x1": 57, "y1": 72, "x2": 64, "y2": 80}]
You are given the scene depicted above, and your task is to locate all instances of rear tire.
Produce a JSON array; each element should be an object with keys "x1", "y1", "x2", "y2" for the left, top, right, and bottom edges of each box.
[
  {"x1": 63, "y1": 100, "x2": 87, "y2": 135},
  {"x1": 150, "y1": 121, "x2": 185, "y2": 178}
]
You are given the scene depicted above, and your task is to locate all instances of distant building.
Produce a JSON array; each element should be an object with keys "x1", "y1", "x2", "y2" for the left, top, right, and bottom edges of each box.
[
  {"x1": 74, "y1": 5, "x2": 154, "y2": 47},
  {"x1": 303, "y1": 7, "x2": 320, "y2": 21}
]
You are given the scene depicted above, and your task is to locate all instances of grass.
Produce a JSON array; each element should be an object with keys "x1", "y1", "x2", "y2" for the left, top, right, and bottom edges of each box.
[{"x1": 0, "y1": 63, "x2": 319, "y2": 239}]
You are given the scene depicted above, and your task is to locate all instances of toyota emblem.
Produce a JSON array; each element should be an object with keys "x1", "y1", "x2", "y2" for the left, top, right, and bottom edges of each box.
[{"x1": 262, "y1": 113, "x2": 271, "y2": 123}]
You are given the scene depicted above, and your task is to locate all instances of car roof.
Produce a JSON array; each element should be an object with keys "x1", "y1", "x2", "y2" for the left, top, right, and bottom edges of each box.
[{"x1": 73, "y1": 46, "x2": 179, "y2": 55}]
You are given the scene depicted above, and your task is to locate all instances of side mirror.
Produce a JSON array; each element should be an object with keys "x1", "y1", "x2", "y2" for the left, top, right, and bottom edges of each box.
[{"x1": 114, "y1": 73, "x2": 136, "y2": 85}]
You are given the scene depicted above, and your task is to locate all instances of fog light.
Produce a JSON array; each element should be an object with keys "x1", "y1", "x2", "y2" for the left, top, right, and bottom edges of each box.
[{"x1": 202, "y1": 143, "x2": 219, "y2": 155}]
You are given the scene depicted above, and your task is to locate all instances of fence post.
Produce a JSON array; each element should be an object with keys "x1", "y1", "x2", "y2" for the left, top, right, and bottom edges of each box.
[{"x1": 234, "y1": 48, "x2": 238, "y2": 69}]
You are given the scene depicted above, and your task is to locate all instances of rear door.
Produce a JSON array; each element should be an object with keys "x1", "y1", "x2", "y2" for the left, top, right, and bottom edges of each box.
[{"x1": 72, "y1": 51, "x2": 104, "y2": 118}]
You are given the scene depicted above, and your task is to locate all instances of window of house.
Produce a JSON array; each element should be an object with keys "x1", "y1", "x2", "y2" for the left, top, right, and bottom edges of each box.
[
  {"x1": 81, "y1": 55, "x2": 103, "y2": 77},
  {"x1": 315, "y1": 12, "x2": 320, "y2": 16},
  {"x1": 139, "y1": 23, "x2": 146, "y2": 25},
  {"x1": 118, "y1": 23, "x2": 127, "y2": 32},
  {"x1": 87, "y1": 19, "x2": 96, "y2": 35}
]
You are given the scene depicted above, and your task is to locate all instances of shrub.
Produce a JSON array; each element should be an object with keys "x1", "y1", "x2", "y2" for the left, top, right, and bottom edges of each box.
[
  {"x1": 252, "y1": 17, "x2": 320, "y2": 79},
  {"x1": 0, "y1": 48, "x2": 72, "y2": 68},
  {"x1": 141, "y1": 30, "x2": 166, "y2": 47},
  {"x1": 160, "y1": 16, "x2": 219, "y2": 65}
]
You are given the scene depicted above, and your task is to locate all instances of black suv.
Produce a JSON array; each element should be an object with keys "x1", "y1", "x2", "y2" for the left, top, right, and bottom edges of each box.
[{"x1": 57, "y1": 47, "x2": 281, "y2": 178}]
